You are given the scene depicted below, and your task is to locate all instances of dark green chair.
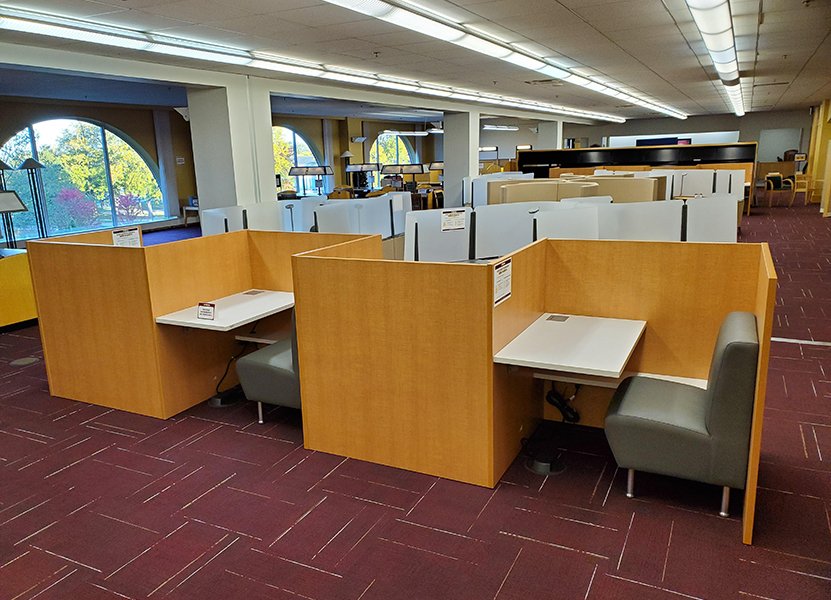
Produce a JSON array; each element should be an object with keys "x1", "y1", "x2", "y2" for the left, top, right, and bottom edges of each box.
[{"x1": 605, "y1": 312, "x2": 759, "y2": 517}]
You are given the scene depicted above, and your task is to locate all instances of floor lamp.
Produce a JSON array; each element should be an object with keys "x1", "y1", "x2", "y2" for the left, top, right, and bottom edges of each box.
[
  {"x1": 0, "y1": 190, "x2": 27, "y2": 250},
  {"x1": 19, "y1": 158, "x2": 47, "y2": 239}
]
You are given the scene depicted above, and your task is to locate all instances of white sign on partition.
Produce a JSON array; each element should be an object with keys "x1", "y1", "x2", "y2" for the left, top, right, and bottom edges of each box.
[
  {"x1": 197, "y1": 302, "x2": 216, "y2": 320},
  {"x1": 441, "y1": 209, "x2": 466, "y2": 232},
  {"x1": 494, "y1": 258, "x2": 512, "y2": 306},
  {"x1": 111, "y1": 226, "x2": 141, "y2": 247}
]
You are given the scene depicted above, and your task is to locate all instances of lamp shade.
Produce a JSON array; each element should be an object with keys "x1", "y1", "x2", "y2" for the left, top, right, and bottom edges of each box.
[
  {"x1": 380, "y1": 164, "x2": 426, "y2": 175},
  {"x1": 428, "y1": 162, "x2": 444, "y2": 171},
  {"x1": 0, "y1": 160, "x2": 14, "y2": 171},
  {"x1": 345, "y1": 163, "x2": 381, "y2": 173},
  {"x1": 288, "y1": 165, "x2": 333, "y2": 176},
  {"x1": 18, "y1": 158, "x2": 45, "y2": 170},
  {"x1": 340, "y1": 151, "x2": 354, "y2": 159}
]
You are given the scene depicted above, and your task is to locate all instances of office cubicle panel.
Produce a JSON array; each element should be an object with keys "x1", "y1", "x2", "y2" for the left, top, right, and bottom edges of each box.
[
  {"x1": 472, "y1": 202, "x2": 538, "y2": 259},
  {"x1": 667, "y1": 169, "x2": 716, "y2": 197},
  {"x1": 0, "y1": 250, "x2": 37, "y2": 327},
  {"x1": 714, "y1": 169, "x2": 748, "y2": 197},
  {"x1": 28, "y1": 230, "x2": 376, "y2": 419},
  {"x1": 314, "y1": 203, "x2": 359, "y2": 235},
  {"x1": 201, "y1": 205, "x2": 245, "y2": 235},
  {"x1": 390, "y1": 191, "x2": 412, "y2": 236},
  {"x1": 278, "y1": 196, "x2": 328, "y2": 232},
  {"x1": 352, "y1": 196, "x2": 394, "y2": 238},
  {"x1": 534, "y1": 206, "x2": 599, "y2": 240},
  {"x1": 685, "y1": 195, "x2": 739, "y2": 243},
  {"x1": 244, "y1": 202, "x2": 284, "y2": 231},
  {"x1": 472, "y1": 172, "x2": 532, "y2": 207},
  {"x1": 597, "y1": 201, "x2": 683, "y2": 241},
  {"x1": 404, "y1": 207, "x2": 472, "y2": 262}
]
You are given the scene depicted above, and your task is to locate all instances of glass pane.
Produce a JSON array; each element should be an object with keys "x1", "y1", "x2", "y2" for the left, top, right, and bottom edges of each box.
[
  {"x1": 0, "y1": 128, "x2": 39, "y2": 242},
  {"x1": 105, "y1": 130, "x2": 165, "y2": 226},
  {"x1": 273, "y1": 127, "x2": 297, "y2": 191},
  {"x1": 32, "y1": 119, "x2": 108, "y2": 236},
  {"x1": 294, "y1": 134, "x2": 317, "y2": 167}
]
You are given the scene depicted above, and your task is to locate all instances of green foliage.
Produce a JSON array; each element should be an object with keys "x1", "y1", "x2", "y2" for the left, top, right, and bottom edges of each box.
[
  {"x1": 273, "y1": 128, "x2": 295, "y2": 191},
  {"x1": 369, "y1": 134, "x2": 414, "y2": 165}
]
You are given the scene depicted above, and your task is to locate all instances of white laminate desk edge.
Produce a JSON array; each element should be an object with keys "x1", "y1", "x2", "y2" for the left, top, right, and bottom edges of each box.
[
  {"x1": 493, "y1": 313, "x2": 647, "y2": 379},
  {"x1": 155, "y1": 289, "x2": 295, "y2": 332}
]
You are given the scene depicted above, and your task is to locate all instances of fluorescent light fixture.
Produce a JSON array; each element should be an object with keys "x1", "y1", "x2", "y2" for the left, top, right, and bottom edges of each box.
[
  {"x1": 479, "y1": 146, "x2": 498, "y2": 152},
  {"x1": 482, "y1": 124, "x2": 519, "y2": 131},
  {"x1": 0, "y1": 6, "x2": 630, "y2": 123},
  {"x1": 383, "y1": 130, "x2": 429, "y2": 137},
  {"x1": 516, "y1": 144, "x2": 533, "y2": 151},
  {"x1": 317, "y1": 0, "x2": 686, "y2": 119},
  {"x1": 685, "y1": 0, "x2": 744, "y2": 115},
  {"x1": 427, "y1": 128, "x2": 444, "y2": 134}
]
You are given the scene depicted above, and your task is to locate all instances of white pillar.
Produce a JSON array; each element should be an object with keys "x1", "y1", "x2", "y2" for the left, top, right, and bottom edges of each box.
[
  {"x1": 443, "y1": 111, "x2": 479, "y2": 208},
  {"x1": 186, "y1": 76, "x2": 275, "y2": 210},
  {"x1": 537, "y1": 120, "x2": 563, "y2": 150},
  {"x1": 152, "y1": 110, "x2": 179, "y2": 218}
]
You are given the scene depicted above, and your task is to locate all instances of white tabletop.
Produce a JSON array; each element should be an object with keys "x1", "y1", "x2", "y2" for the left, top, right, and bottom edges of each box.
[
  {"x1": 155, "y1": 289, "x2": 294, "y2": 332},
  {"x1": 494, "y1": 313, "x2": 646, "y2": 378}
]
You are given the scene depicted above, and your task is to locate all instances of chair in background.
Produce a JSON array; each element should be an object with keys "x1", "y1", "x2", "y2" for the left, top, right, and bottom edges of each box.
[
  {"x1": 789, "y1": 174, "x2": 811, "y2": 206},
  {"x1": 765, "y1": 172, "x2": 793, "y2": 207},
  {"x1": 236, "y1": 312, "x2": 301, "y2": 424},
  {"x1": 605, "y1": 311, "x2": 759, "y2": 517},
  {"x1": 367, "y1": 186, "x2": 395, "y2": 198}
]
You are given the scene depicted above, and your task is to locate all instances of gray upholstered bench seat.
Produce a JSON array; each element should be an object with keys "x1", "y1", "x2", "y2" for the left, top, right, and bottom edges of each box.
[{"x1": 236, "y1": 334, "x2": 301, "y2": 423}]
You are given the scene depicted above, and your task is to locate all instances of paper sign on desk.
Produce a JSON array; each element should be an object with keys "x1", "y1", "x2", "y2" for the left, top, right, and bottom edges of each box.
[
  {"x1": 197, "y1": 302, "x2": 216, "y2": 320},
  {"x1": 112, "y1": 226, "x2": 141, "y2": 247},
  {"x1": 440, "y1": 209, "x2": 465, "y2": 232},
  {"x1": 494, "y1": 258, "x2": 512, "y2": 306}
]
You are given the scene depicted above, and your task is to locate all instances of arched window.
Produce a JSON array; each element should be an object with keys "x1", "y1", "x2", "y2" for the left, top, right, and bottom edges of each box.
[
  {"x1": 272, "y1": 126, "x2": 324, "y2": 195},
  {"x1": 369, "y1": 133, "x2": 415, "y2": 166},
  {"x1": 0, "y1": 119, "x2": 165, "y2": 240}
]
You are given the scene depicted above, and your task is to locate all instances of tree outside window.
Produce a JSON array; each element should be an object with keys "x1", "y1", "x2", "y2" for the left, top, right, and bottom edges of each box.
[
  {"x1": 369, "y1": 133, "x2": 416, "y2": 187},
  {"x1": 0, "y1": 119, "x2": 165, "y2": 240},
  {"x1": 272, "y1": 126, "x2": 323, "y2": 195}
]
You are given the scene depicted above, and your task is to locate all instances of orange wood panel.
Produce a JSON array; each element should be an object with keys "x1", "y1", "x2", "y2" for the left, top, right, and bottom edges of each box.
[
  {"x1": 144, "y1": 231, "x2": 252, "y2": 316},
  {"x1": 248, "y1": 231, "x2": 378, "y2": 290},
  {"x1": 543, "y1": 240, "x2": 762, "y2": 379},
  {"x1": 27, "y1": 242, "x2": 165, "y2": 416},
  {"x1": 491, "y1": 241, "x2": 547, "y2": 481},
  {"x1": 742, "y1": 244, "x2": 778, "y2": 545},
  {"x1": 293, "y1": 256, "x2": 496, "y2": 486}
]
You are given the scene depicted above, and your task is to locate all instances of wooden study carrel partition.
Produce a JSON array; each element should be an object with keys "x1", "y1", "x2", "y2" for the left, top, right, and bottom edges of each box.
[
  {"x1": 292, "y1": 237, "x2": 775, "y2": 545},
  {"x1": 27, "y1": 228, "x2": 376, "y2": 419}
]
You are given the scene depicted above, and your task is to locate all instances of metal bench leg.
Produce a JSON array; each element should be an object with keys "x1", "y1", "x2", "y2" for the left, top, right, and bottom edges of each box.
[
  {"x1": 626, "y1": 469, "x2": 635, "y2": 498},
  {"x1": 719, "y1": 486, "x2": 730, "y2": 517},
  {"x1": 258, "y1": 401, "x2": 264, "y2": 425}
]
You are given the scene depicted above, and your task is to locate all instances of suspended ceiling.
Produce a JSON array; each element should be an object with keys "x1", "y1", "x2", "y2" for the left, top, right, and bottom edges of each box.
[{"x1": 0, "y1": 0, "x2": 829, "y2": 122}]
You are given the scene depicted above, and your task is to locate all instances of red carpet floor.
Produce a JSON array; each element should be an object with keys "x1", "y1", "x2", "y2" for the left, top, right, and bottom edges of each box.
[{"x1": 1, "y1": 204, "x2": 830, "y2": 599}]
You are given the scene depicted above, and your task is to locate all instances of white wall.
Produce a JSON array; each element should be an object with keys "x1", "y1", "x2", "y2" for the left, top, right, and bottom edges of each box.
[{"x1": 564, "y1": 110, "x2": 813, "y2": 152}]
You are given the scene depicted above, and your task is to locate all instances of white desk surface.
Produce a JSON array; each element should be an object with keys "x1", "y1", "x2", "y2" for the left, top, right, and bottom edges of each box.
[
  {"x1": 155, "y1": 289, "x2": 294, "y2": 332},
  {"x1": 494, "y1": 313, "x2": 647, "y2": 378}
]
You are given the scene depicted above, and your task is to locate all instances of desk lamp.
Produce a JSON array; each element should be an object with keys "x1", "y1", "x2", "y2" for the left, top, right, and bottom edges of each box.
[{"x1": 288, "y1": 166, "x2": 333, "y2": 196}]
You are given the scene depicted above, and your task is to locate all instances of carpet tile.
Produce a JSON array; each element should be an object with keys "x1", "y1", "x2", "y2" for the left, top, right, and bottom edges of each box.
[{"x1": 1, "y1": 207, "x2": 831, "y2": 598}]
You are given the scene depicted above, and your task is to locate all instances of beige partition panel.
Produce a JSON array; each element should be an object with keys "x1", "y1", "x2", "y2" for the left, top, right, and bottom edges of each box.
[
  {"x1": 585, "y1": 177, "x2": 658, "y2": 202},
  {"x1": 28, "y1": 230, "x2": 375, "y2": 419},
  {"x1": 144, "y1": 232, "x2": 253, "y2": 418},
  {"x1": 28, "y1": 242, "x2": 164, "y2": 416},
  {"x1": 742, "y1": 247, "x2": 777, "y2": 544},
  {"x1": 491, "y1": 241, "x2": 547, "y2": 479},
  {"x1": 248, "y1": 231, "x2": 376, "y2": 290},
  {"x1": 294, "y1": 242, "x2": 502, "y2": 486},
  {"x1": 541, "y1": 239, "x2": 775, "y2": 544}
]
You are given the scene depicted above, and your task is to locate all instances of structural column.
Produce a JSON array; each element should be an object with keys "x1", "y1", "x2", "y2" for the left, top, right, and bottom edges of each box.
[
  {"x1": 537, "y1": 120, "x2": 563, "y2": 150},
  {"x1": 186, "y1": 76, "x2": 275, "y2": 210},
  {"x1": 443, "y1": 111, "x2": 480, "y2": 208}
]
